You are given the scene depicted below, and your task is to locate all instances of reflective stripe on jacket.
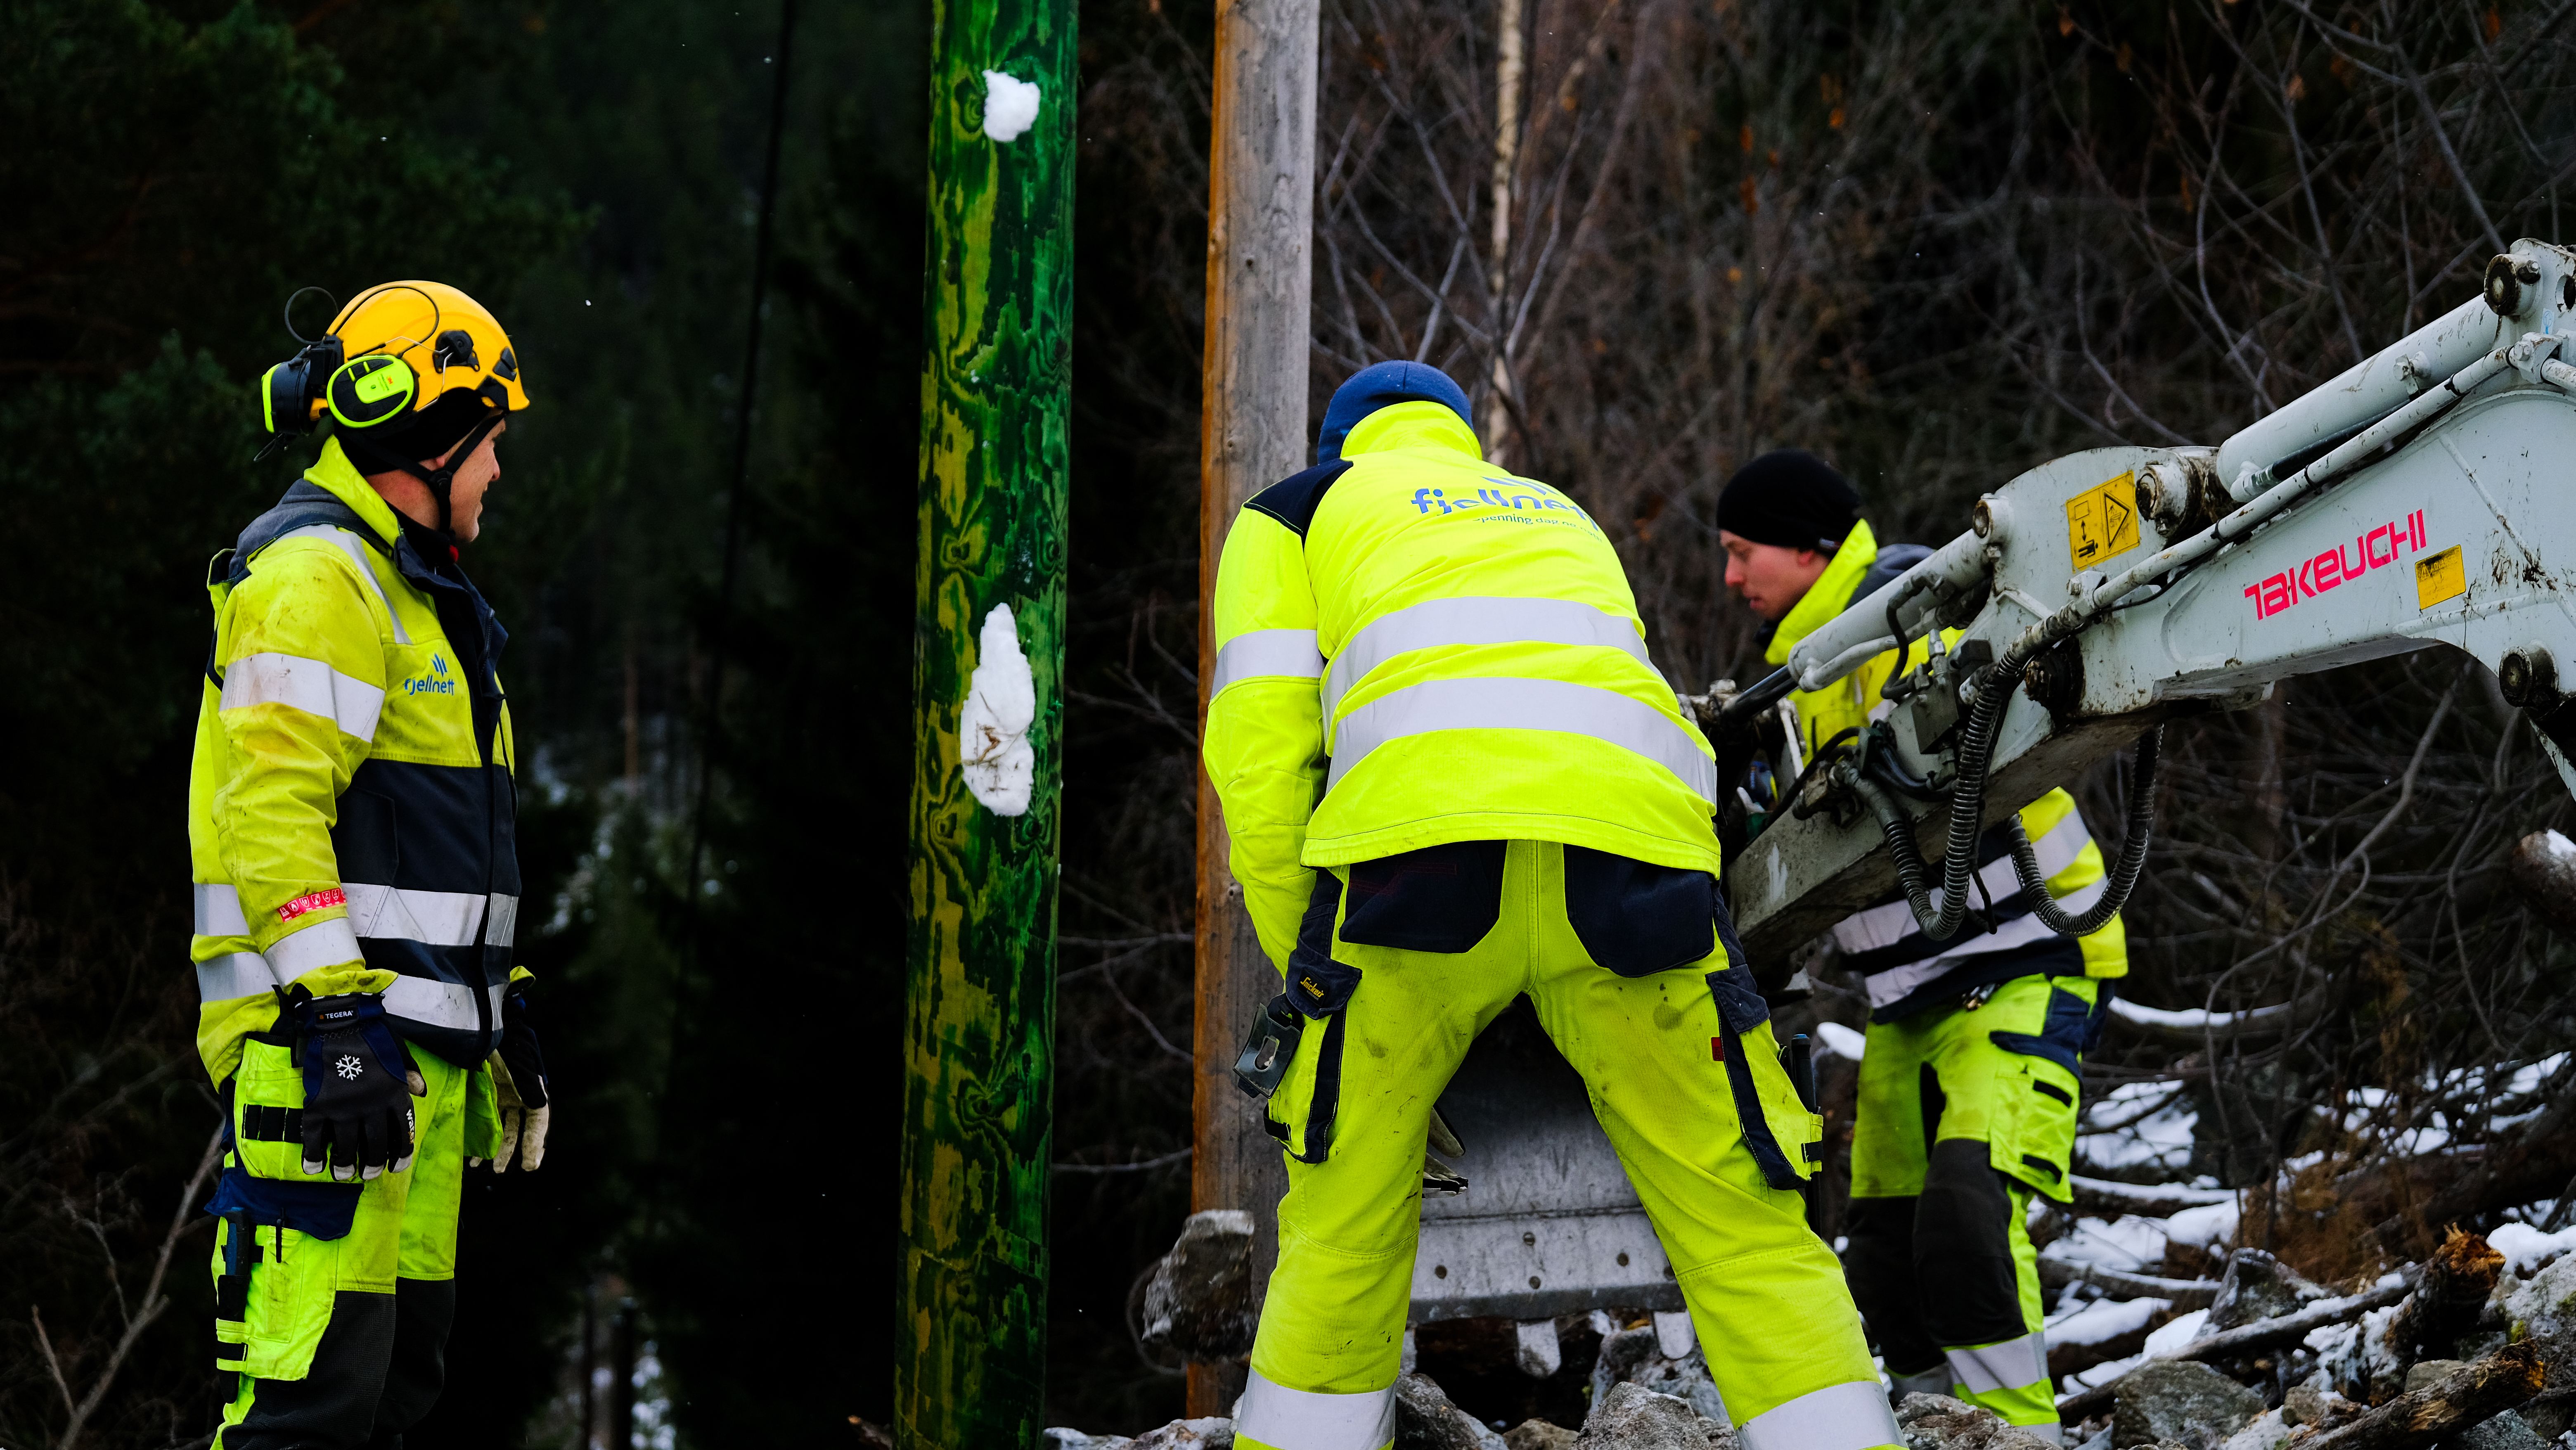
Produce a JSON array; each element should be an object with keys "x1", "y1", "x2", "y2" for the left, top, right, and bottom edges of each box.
[
  {"x1": 1204, "y1": 402, "x2": 1717, "y2": 970},
  {"x1": 1766, "y1": 524, "x2": 2125, "y2": 1019},
  {"x1": 188, "y1": 440, "x2": 520, "y2": 1082}
]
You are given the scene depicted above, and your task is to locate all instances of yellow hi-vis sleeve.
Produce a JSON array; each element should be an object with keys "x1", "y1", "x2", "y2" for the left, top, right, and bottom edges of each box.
[
  {"x1": 203, "y1": 541, "x2": 403, "y2": 1010},
  {"x1": 1205, "y1": 509, "x2": 1330, "y2": 971}
]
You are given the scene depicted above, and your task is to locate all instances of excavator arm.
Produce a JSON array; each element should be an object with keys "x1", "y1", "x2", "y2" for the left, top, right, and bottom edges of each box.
[{"x1": 1712, "y1": 239, "x2": 2576, "y2": 962}]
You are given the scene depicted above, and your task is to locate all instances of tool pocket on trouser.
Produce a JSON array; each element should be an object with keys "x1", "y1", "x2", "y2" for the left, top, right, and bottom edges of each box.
[
  {"x1": 1337, "y1": 840, "x2": 1506, "y2": 952},
  {"x1": 1983, "y1": 980, "x2": 2098, "y2": 1200},
  {"x1": 211, "y1": 1218, "x2": 346, "y2": 1381},
  {"x1": 1563, "y1": 846, "x2": 1716, "y2": 976},
  {"x1": 1705, "y1": 892, "x2": 1821, "y2": 1191},
  {"x1": 230, "y1": 1038, "x2": 315, "y2": 1182}
]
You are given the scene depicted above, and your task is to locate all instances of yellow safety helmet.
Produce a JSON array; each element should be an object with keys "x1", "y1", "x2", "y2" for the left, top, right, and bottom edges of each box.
[{"x1": 256, "y1": 280, "x2": 531, "y2": 530}]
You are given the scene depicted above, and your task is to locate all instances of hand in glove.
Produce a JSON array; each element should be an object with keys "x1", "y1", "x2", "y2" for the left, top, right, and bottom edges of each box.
[
  {"x1": 293, "y1": 991, "x2": 422, "y2": 1181},
  {"x1": 481, "y1": 982, "x2": 550, "y2": 1172}
]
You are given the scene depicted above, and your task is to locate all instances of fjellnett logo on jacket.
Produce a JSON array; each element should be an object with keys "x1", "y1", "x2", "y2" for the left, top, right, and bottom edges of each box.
[
  {"x1": 1203, "y1": 401, "x2": 1719, "y2": 971},
  {"x1": 187, "y1": 440, "x2": 521, "y2": 1083}
]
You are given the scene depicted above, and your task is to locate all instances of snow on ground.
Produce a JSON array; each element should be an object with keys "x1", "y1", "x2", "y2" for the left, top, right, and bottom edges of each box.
[
  {"x1": 2163, "y1": 1199, "x2": 2242, "y2": 1254},
  {"x1": 2045, "y1": 1294, "x2": 2170, "y2": 1348},
  {"x1": 1814, "y1": 1021, "x2": 1866, "y2": 1061},
  {"x1": 2143, "y1": 1307, "x2": 2211, "y2": 1355},
  {"x1": 2076, "y1": 1081, "x2": 2199, "y2": 1176},
  {"x1": 2487, "y1": 1220, "x2": 2576, "y2": 1275},
  {"x1": 2047, "y1": 1214, "x2": 2174, "y2": 1272}
]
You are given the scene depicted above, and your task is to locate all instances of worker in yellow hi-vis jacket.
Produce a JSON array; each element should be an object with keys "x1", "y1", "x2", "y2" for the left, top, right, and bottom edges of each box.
[
  {"x1": 1717, "y1": 449, "x2": 2128, "y2": 1443},
  {"x1": 1204, "y1": 362, "x2": 1902, "y2": 1450},
  {"x1": 189, "y1": 281, "x2": 550, "y2": 1447}
]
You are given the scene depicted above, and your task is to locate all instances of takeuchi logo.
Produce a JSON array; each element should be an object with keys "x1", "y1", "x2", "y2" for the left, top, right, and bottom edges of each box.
[{"x1": 2243, "y1": 510, "x2": 2428, "y2": 619}]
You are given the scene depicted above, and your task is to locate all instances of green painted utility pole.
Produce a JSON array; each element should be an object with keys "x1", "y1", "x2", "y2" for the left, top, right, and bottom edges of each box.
[{"x1": 897, "y1": 0, "x2": 1074, "y2": 1435}]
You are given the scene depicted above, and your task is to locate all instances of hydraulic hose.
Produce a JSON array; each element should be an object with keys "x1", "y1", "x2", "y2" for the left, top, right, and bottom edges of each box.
[
  {"x1": 2005, "y1": 725, "x2": 2161, "y2": 937},
  {"x1": 1846, "y1": 767, "x2": 1947, "y2": 933}
]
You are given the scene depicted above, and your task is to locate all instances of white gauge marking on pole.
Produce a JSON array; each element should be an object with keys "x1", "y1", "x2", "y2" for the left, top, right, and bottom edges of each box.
[
  {"x1": 981, "y1": 71, "x2": 1042, "y2": 143},
  {"x1": 961, "y1": 603, "x2": 1037, "y2": 815}
]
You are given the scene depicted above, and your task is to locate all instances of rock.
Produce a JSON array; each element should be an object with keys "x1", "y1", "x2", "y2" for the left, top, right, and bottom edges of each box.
[
  {"x1": 2452, "y1": 1409, "x2": 2554, "y2": 1450},
  {"x1": 2404, "y1": 1356, "x2": 2468, "y2": 1391},
  {"x1": 1576, "y1": 1382, "x2": 1726, "y2": 1449},
  {"x1": 2203, "y1": 1249, "x2": 2327, "y2": 1333},
  {"x1": 2506, "y1": 1248, "x2": 2576, "y2": 1335},
  {"x1": 1504, "y1": 1421, "x2": 1581, "y2": 1450},
  {"x1": 1046, "y1": 1421, "x2": 1234, "y2": 1450},
  {"x1": 1396, "y1": 1371, "x2": 1507, "y2": 1450},
  {"x1": 1890, "y1": 1393, "x2": 2060, "y2": 1449},
  {"x1": 2216, "y1": 1408, "x2": 2290, "y2": 1450},
  {"x1": 1133, "y1": 1421, "x2": 1236, "y2": 1450},
  {"x1": 2277, "y1": 1379, "x2": 2361, "y2": 1431},
  {"x1": 1581, "y1": 1320, "x2": 1728, "y2": 1429},
  {"x1": 2110, "y1": 1360, "x2": 2265, "y2": 1449},
  {"x1": 1136, "y1": 1211, "x2": 1257, "y2": 1363}
]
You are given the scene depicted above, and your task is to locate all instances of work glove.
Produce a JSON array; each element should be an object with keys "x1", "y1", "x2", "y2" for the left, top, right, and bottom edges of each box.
[
  {"x1": 482, "y1": 982, "x2": 550, "y2": 1172},
  {"x1": 292, "y1": 990, "x2": 422, "y2": 1181}
]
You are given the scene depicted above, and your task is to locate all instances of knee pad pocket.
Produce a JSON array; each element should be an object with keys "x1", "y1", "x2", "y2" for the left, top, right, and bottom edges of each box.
[{"x1": 1912, "y1": 1140, "x2": 2027, "y2": 1350}]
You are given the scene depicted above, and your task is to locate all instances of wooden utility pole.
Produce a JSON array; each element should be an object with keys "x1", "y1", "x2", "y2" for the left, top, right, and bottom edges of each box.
[
  {"x1": 1191, "y1": 0, "x2": 1319, "y2": 1417},
  {"x1": 898, "y1": 0, "x2": 1075, "y2": 1438}
]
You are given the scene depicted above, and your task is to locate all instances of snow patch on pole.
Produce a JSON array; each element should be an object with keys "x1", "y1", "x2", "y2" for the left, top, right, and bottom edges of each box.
[
  {"x1": 982, "y1": 72, "x2": 1042, "y2": 143},
  {"x1": 961, "y1": 603, "x2": 1037, "y2": 814}
]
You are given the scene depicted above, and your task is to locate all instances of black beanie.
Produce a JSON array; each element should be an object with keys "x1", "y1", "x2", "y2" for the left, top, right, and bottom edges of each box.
[{"x1": 1715, "y1": 449, "x2": 1862, "y2": 554}]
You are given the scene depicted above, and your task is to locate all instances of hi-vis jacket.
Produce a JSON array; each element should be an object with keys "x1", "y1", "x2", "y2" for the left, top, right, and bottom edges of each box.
[
  {"x1": 1204, "y1": 402, "x2": 1717, "y2": 969},
  {"x1": 189, "y1": 440, "x2": 520, "y2": 1083},
  {"x1": 1766, "y1": 522, "x2": 2126, "y2": 1021}
]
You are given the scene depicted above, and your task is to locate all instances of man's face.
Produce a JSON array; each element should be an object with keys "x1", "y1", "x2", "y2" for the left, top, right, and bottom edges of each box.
[
  {"x1": 436, "y1": 419, "x2": 507, "y2": 543},
  {"x1": 1719, "y1": 530, "x2": 1830, "y2": 622}
]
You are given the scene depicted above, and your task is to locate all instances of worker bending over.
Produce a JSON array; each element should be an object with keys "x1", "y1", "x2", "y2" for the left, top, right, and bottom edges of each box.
[
  {"x1": 190, "y1": 281, "x2": 550, "y2": 1446},
  {"x1": 1206, "y1": 363, "x2": 1903, "y2": 1450},
  {"x1": 1717, "y1": 450, "x2": 2123, "y2": 1443}
]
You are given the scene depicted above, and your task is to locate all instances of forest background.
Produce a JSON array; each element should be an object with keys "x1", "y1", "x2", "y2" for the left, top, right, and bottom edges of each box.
[{"x1": 4, "y1": 0, "x2": 2574, "y2": 1446}]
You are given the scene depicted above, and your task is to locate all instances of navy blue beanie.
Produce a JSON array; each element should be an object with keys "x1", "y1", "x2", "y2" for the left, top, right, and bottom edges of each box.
[{"x1": 1315, "y1": 362, "x2": 1473, "y2": 464}]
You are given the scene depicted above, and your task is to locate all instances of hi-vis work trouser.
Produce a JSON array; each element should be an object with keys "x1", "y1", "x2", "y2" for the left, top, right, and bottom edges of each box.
[
  {"x1": 1843, "y1": 974, "x2": 2104, "y2": 1443},
  {"x1": 1239, "y1": 840, "x2": 1899, "y2": 1450},
  {"x1": 211, "y1": 1042, "x2": 492, "y2": 1448}
]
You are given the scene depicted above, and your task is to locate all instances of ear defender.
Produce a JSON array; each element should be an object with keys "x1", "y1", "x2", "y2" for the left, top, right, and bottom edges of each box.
[
  {"x1": 327, "y1": 354, "x2": 419, "y2": 430},
  {"x1": 258, "y1": 335, "x2": 345, "y2": 441}
]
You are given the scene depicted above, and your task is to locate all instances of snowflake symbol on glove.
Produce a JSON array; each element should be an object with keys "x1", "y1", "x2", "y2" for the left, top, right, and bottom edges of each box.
[{"x1": 335, "y1": 1054, "x2": 365, "y2": 1081}]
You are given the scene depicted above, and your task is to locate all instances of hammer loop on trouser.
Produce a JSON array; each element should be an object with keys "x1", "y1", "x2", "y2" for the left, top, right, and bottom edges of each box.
[
  {"x1": 1244, "y1": 841, "x2": 1898, "y2": 1450},
  {"x1": 1844, "y1": 974, "x2": 2088, "y2": 1431}
]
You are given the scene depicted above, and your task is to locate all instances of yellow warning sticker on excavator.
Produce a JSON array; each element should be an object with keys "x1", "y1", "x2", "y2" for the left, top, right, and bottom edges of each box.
[
  {"x1": 2415, "y1": 545, "x2": 2465, "y2": 610},
  {"x1": 2065, "y1": 472, "x2": 2141, "y2": 569}
]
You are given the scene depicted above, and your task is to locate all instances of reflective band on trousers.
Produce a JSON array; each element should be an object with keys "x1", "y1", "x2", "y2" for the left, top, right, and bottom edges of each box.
[
  {"x1": 194, "y1": 882, "x2": 518, "y2": 950},
  {"x1": 1212, "y1": 629, "x2": 1326, "y2": 697},
  {"x1": 219, "y1": 651, "x2": 385, "y2": 742},
  {"x1": 1319, "y1": 595, "x2": 1658, "y2": 723},
  {"x1": 1736, "y1": 1379, "x2": 1903, "y2": 1450},
  {"x1": 1861, "y1": 879, "x2": 2106, "y2": 1011},
  {"x1": 1326, "y1": 677, "x2": 1717, "y2": 803},
  {"x1": 1235, "y1": 1370, "x2": 1398, "y2": 1450},
  {"x1": 1833, "y1": 813, "x2": 2091, "y2": 955},
  {"x1": 196, "y1": 952, "x2": 279, "y2": 1001},
  {"x1": 275, "y1": 524, "x2": 411, "y2": 645},
  {"x1": 382, "y1": 976, "x2": 505, "y2": 1033},
  {"x1": 1946, "y1": 1329, "x2": 2049, "y2": 1395}
]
